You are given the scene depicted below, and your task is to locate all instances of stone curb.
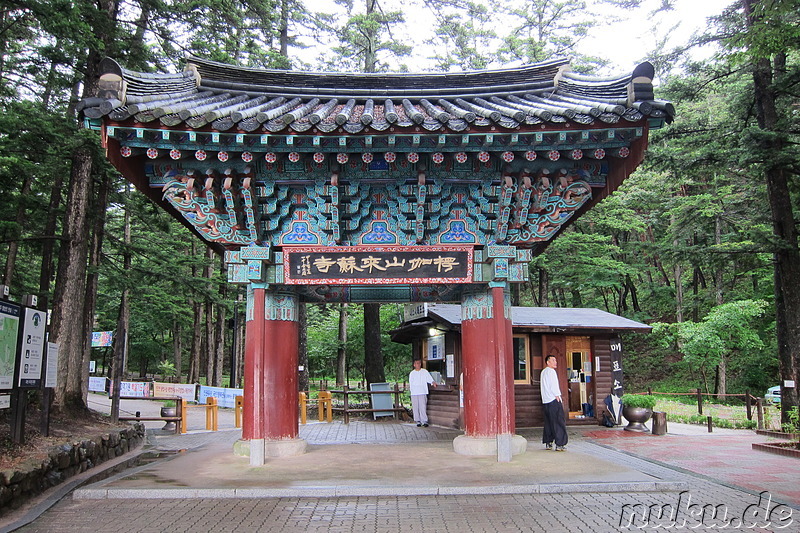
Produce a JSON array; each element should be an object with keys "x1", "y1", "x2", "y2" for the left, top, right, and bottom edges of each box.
[{"x1": 72, "y1": 480, "x2": 687, "y2": 500}]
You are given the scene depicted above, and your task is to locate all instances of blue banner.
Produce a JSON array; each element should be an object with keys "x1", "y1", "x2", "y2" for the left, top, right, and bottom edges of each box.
[{"x1": 198, "y1": 385, "x2": 243, "y2": 408}]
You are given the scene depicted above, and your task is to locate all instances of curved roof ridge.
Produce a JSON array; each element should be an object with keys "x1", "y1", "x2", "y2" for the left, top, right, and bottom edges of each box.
[{"x1": 186, "y1": 55, "x2": 570, "y2": 79}]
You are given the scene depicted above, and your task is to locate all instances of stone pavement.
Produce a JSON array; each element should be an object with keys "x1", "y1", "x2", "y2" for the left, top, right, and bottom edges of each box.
[{"x1": 5, "y1": 404, "x2": 800, "y2": 532}]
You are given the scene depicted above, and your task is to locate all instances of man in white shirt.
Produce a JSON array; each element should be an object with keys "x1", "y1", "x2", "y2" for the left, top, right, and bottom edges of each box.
[
  {"x1": 409, "y1": 359, "x2": 437, "y2": 427},
  {"x1": 540, "y1": 354, "x2": 568, "y2": 451}
]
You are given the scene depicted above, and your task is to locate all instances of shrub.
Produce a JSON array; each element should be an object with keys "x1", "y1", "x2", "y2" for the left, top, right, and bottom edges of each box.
[
  {"x1": 621, "y1": 394, "x2": 657, "y2": 410},
  {"x1": 782, "y1": 406, "x2": 800, "y2": 437}
]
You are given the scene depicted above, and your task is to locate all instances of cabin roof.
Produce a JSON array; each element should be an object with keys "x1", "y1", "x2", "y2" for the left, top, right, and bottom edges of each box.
[
  {"x1": 391, "y1": 304, "x2": 651, "y2": 342},
  {"x1": 427, "y1": 304, "x2": 650, "y2": 331},
  {"x1": 82, "y1": 56, "x2": 673, "y2": 133}
]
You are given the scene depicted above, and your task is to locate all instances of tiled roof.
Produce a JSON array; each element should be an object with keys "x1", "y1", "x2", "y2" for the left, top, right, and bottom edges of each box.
[{"x1": 81, "y1": 57, "x2": 674, "y2": 134}]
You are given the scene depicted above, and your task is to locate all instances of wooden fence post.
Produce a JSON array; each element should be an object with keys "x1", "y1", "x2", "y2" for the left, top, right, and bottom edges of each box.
[
  {"x1": 746, "y1": 390, "x2": 752, "y2": 421},
  {"x1": 343, "y1": 385, "x2": 350, "y2": 425},
  {"x1": 756, "y1": 398, "x2": 764, "y2": 430},
  {"x1": 697, "y1": 388, "x2": 703, "y2": 415}
]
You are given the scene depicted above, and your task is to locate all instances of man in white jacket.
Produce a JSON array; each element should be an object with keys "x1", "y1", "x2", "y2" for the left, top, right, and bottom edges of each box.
[
  {"x1": 540, "y1": 354, "x2": 568, "y2": 451},
  {"x1": 409, "y1": 359, "x2": 437, "y2": 427}
]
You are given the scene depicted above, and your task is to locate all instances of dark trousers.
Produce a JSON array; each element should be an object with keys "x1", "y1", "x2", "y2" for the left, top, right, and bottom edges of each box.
[{"x1": 543, "y1": 400, "x2": 568, "y2": 446}]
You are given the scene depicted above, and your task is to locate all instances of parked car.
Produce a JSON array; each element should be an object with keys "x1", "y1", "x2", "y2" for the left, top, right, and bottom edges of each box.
[{"x1": 765, "y1": 386, "x2": 781, "y2": 405}]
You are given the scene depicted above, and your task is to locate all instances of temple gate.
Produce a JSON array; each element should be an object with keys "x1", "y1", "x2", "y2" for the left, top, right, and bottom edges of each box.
[{"x1": 82, "y1": 57, "x2": 673, "y2": 463}]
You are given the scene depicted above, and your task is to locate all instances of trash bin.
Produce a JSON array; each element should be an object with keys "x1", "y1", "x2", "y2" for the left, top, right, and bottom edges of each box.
[{"x1": 652, "y1": 411, "x2": 667, "y2": 435}]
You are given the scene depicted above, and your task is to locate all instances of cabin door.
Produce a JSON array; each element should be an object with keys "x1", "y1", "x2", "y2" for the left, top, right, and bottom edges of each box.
[{"x1": 565, "y1": 336, "x2": 593, "y2": 419}]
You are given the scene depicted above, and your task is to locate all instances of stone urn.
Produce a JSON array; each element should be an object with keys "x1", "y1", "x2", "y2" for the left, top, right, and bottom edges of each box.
[
  {"x1": 161, "y1": 406, "x2": 177, "y2": 431},
  {"x1": 622, "y1": 406, "x2": 653, "y2": 432}
]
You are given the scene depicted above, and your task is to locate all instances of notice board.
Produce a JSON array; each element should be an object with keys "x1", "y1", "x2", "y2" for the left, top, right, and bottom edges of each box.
[{"x1": 370, "y1": 382, "x2": 394, "y2": 419}]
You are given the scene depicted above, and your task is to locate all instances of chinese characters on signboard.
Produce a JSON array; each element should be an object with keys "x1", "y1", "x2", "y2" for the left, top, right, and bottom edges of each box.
[{"x1": 284, "y1": 246, "x2": 473, "y2": 285}]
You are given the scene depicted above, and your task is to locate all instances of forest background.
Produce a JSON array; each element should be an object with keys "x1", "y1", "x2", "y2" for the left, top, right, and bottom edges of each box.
[{"x1": 0, "y1": 0, "x2": 797, "y2": 422}]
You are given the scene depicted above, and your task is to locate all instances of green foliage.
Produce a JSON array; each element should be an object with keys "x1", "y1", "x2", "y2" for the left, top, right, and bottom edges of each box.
[
  {"x1": 327, "y1": 0, "x2": 411, "y2": 72},
  {"x1": 305, "y1": 303, "x2": 411, "y2": 382},
  {"x1": 782, "y1": 406, "x2": 800, "y2": 437},
  {"x1": 620, "y1": 393, "x2": 657, "y2": 410},
  {"x1": 666, "y1": 413, "x2": 757, "y2": 430},
  {"x1": 157, "y1": 360, "x2": 177, "y2": 378}
]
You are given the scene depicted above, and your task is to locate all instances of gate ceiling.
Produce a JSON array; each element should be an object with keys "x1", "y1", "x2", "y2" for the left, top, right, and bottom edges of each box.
[{"x1": 83, "y1": 57, "x2": 673, "y2": 303}]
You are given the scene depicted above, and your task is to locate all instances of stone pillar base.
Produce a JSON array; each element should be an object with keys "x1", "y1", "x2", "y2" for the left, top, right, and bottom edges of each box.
[
  {"x1": 234, "y1": 438, "x2": 307, "y2": 465},
  {"x1": 453, "y1": 434, "x2": 527, "y2": 459}
]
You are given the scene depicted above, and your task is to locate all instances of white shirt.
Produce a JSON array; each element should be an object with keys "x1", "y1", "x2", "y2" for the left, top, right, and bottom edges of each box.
[
  {"x1": 409, "y1": 368, "x2": 434, "y2": 396},
  {"x1": 540, "y1": 366, "x2": 561, "y2": 404}
]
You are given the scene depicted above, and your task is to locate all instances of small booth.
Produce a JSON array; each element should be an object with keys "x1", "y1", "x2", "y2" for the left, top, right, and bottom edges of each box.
[{"x1": 391, "y1": 304, "x2": 650, "y2": 428}]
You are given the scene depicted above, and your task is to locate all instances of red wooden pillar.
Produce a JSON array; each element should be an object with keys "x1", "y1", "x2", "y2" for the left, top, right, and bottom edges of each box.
[
  {"x1": 242, "y1": 286, "x2": 266, "y2": 442},
  {"x1": 237, "y1": 287, "x2": 305, "y2": 465},
  {"x1": 454, "y1": 285, "x2": 526, "y2": 460}
]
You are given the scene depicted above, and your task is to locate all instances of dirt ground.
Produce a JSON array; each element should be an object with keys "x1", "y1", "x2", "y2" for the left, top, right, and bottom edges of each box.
[{"x1": 0, "y1": 405, "x2": 128, "y2": 472}]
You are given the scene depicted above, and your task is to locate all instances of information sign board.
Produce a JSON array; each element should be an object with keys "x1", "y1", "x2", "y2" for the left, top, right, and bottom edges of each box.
[
  {"x1": 0, "y1": 301, "x2": 20, "y2": 390},
  {"x1": 18, "y1": 308, "x2": 46, "y2": 388},
  {"x1": 44, "y1": 343, "x2": 59, "y2": 388}
]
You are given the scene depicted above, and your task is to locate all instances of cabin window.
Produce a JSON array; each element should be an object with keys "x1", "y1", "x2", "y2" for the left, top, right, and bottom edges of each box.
[{"x1": 513, "y1": 335, "x2": 529, "y2": 383}]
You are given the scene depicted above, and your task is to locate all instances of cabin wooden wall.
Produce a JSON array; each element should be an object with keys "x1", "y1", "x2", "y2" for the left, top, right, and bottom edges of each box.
[
  {"x1": 424, "y1": 334, "x2": 617, "y2": 429},
  {"x1": 591, "y1": 336, "x2": 613, "y2": 423},
  {"x1": 427, "y1": 389, "x2": 460, "y2": 428}
]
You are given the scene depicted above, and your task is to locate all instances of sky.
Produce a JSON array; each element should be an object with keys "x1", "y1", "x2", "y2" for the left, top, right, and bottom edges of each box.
[
  {"x1": 582, "y1": 0, "x2": 733, "y2": 72},
  {"x1": 302, "y1": 0, "x2": 734, "y2": 75}
]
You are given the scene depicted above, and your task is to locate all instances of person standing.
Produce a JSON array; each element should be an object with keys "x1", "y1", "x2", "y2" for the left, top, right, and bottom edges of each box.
[
  {"x1": 540, "y1": 354, "x2": 568, "y2": 451},
  {"x1": 409, "y1": 358, "x2": 437, "y2": 427}
]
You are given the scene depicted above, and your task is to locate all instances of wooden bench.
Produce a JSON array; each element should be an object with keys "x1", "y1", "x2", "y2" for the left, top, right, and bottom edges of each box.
[{"x1": 116, "y1": 396, "x2": 183, "y2": 434}]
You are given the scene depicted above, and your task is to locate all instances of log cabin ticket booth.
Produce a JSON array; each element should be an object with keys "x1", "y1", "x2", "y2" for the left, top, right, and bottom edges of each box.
[
  {"x1": 81, "y1": 56, "x2": 672, "y2": 463},
  {"x1": 391, "y1": 304, "x2": 651, "y2": 430}
]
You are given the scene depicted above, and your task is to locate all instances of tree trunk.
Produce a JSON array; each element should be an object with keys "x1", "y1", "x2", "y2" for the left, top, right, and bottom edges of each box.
[
  {"x1": 38, "y1": 170, "x2": 64, "y2": 310},
  {"x1": 173, "y1": 319, "x2": 183, "y2": 382},
  {"x1": 49, "y1": 0, "x2": 118, "y2": 411},
  {"x1": 204, "y1": 247, "x2": 215, "y2": 384},
  {"x1": 673, "y1": 263, "x2": 684, "y2": 323},
  {"x1": 298, "y1": 303, "x2": 309, "y2": 393},
  {"x1": 3, "y1": 175, "x2": 33, "y2": 285},
  {"x1": 205, "y1": 298, "x2": 214, "y2": 385},
  {"x1": 50, "y1": 144, "x2": 94, "y2": 411},
  {"x1": 336, "y1": 303, "x2": 348, "y2": 386},
  {"x1": 743, "y1": 0, "x2": 800, "y2": 423},
  {"x1": 189, "y1": 300, "x2": 203, "y2": 383},
  {"x1": 364, "y1": 303, "x2": 384, "y2": 386},
  {"x1": 364, "y1": 0, "x2": 378, "y2": 72},
  {"x1": 83, "y1": 173, "x2": 112, "y2": 385},
  {"x1": 214, "y1": 301, "x2": 225, "y2": 387},
  {"x1": 538, "y1": 267, "x2": 548, "y2": 306},
  {"x1": 279, "y1": 0, "x2": 290, "y2": 58}
]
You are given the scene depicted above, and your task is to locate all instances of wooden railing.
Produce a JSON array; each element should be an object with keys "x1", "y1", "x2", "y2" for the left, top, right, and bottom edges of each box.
[
  {"x1": 329, "y1": 385, "x2": 406, "y2": 424},
  {"x1": 117, "y1": 396, "x2": 183, "y2": 434},
  {"x1": 629, "y1": 389, "x2": 766, "y2": 429}
]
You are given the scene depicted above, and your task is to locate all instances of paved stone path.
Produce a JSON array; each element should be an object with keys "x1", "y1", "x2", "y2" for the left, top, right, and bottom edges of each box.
[
  {"x1": 583, "y1": 428, "x2": 800, "y2": 508},
  {"x1": 7, "y1": 405, "x2": 799, "y2": 533}
]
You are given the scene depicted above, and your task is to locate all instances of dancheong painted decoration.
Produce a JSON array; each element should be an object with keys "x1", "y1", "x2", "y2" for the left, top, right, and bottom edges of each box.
[
  {"x1": 82, "y1": 56, "x2": 673, "y2": 302},
  {"x1": 82, "y1": 55, "x2": 673, "y2": 463}
]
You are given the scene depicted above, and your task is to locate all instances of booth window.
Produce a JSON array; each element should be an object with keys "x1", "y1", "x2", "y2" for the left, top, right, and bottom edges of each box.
[{"x1": 513, "y1": 335, "x2": 529, "y2": 383}]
